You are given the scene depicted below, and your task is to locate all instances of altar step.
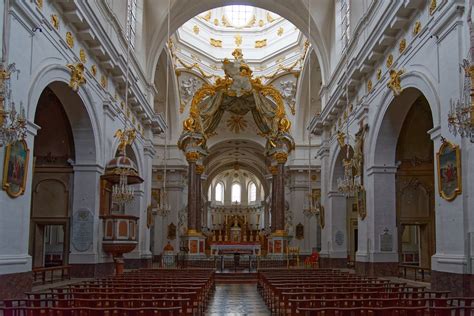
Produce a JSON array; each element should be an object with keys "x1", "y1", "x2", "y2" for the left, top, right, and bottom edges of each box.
[{"x1": 215, "y1": 272, "x2": 258, "y2": 284}]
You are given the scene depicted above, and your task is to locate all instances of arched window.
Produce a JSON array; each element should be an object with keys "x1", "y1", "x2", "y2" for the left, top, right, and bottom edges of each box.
[
  {"x1": 215, "y1": 182, "x2": 224, "y2": 202},
  {"x1": 231, "y1": 183, "x2": 241, "y2": 203},
  {"x1": 248, "y1": 182, "x2": 257, "y2": 203}
]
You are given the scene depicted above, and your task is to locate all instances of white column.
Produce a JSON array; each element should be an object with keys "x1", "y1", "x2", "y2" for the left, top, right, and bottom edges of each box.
[{"x1": 326, "y1": 191, "x2": 348, "y2": 259}]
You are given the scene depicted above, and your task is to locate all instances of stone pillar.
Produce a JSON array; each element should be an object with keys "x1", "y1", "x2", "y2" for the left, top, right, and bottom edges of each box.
[
  {"x1": 195, "y1": 164, "x2": 204, "y2": 232},
  {"x1": 274, "y1": 153, "x2": 287, "y2": 234},
  {"x1": 325, "y1": 191, "x2": 348, "y2": 268},
  {"x1": 185, "y1": 152, "x2": 198, "y2": 234},
  {"x1": 270, "y1": 166, "x2": 278, "y2": 232},
  {"x1": 356, "y1": 165, "x2": 398, "y2": 276}
]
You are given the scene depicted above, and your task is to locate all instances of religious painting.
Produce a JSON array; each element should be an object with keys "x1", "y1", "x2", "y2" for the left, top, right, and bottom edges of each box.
[
  {"x1": 436, "y1": 140, "x2": 462, "y2": 201},
  {"x1": 2, "y1": 140, "x2": 29, "y2": 198},
  {"x1": 355, "y1": 187, "x2": 367, "y2": 220},
  {"x1": 167, "y1": 222, "x2": 177, "y2": 240},
  {"x1": 189, "y1": 240, "x2": 198, "y2": 254},
  {"x1": 295, "y1": 223, "x2": 304, "y2": 240},
  {"x1": 151, "y1": 188, "x2": 161, "y2": 208},
  {"x1": 274, "y1": 240, "x2": 282, "y2": 253}
]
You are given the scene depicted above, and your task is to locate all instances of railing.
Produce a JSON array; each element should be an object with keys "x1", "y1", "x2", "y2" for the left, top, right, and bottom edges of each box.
[
  {"x1": 398, "y1": 264, "x2": 431, "y2": 282},
  {"x1": 32, "y1": 265, "x2": 71, "y2": 285}
]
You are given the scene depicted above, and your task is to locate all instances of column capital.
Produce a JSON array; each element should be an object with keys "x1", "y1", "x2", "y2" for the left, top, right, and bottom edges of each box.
[
  {"x1": 195, "y1": 164, "x2": 205, "y2": 175},
  {"x1": 274, "y1": 152, "x2": 288, "y2": 164},
  {"x1": 269, "y1": 165, "x2": 278, "y2": 175}
]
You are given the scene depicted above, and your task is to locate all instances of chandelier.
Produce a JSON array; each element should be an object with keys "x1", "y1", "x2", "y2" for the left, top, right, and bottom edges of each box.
[
  {"x1": 337, "y1": 160, "x2": 357, "y2": 196},
  {"x1": 0, "y1": 63, "x2": 26, "y2": 147},
  {"x1": 112, "y1": 172, "x2": 135, "y2": 205},
  {"x1": 448, "y1": 60, "x2": 474, "y2": 142},
  {"x1": 156, "y1": 189, "x2": 171, "y2": 217}
]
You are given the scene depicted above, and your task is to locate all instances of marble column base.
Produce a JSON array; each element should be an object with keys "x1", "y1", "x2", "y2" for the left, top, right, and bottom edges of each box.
[
  {"x1": 431, "y1": 270, "x2": 474, "y2": 296},
  {"x1": 182, "y1": 234, "x2": 207, "y2": 256},
  {"x1": 0, "y1": 271, "x2": 32, "y2": 299},
  {"x1": 355, "y1": 261, "x2": 398, "y2": 277},
  {"x1": 70, "y1": 262, "x2": 115, "y2": 278}
]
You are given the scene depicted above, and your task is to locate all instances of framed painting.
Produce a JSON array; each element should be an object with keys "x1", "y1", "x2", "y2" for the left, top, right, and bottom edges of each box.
[
  {"x1": 2, "y1": 140, "x2": 29, "y2": 198},
  {"x1": 436, "y1": 140, "x2": 462, "y2": 201}
]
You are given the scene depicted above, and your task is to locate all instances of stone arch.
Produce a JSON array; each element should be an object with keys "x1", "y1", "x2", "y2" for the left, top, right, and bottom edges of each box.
[
  {"x1": 27, "y1": 64, "x2": 101, "y2": 165},
  {"x1": 147, "y1": 0, "x2": 330, "y2": 88},
  {"x1": 368, "y1": 70, "x2": 441, "y2": 167}
]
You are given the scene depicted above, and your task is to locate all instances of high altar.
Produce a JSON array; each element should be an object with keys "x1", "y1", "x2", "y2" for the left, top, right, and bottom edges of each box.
[{"x1": 210, "y1": 214, "x2": 261, "y2": 255}]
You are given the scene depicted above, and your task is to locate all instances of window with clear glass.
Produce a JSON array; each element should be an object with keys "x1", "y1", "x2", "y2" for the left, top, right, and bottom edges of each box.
[
  {"x1": 340, "y1": 0, "x2": 350, "y2": 50},
  {"x1": 249, "y1": 182, "x2": 257, "y2": 202},
  {"x1": 231, "y1": 183, "x2": 241, "y2": 203},
  {"x1": 127, "y1": 0, "x2": 138, "y2": 48},
  {"x1": 215, "y1": 182, "x2": 224, "y2": 202},
  {"x1": 224, "y1": 5, "x2": 254, "y2": 27}
]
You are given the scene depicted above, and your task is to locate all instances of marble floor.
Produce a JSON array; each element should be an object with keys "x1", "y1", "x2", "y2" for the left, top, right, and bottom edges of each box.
[{"x1": 206, "y1": 284, "x2": 270, "y2": 316}]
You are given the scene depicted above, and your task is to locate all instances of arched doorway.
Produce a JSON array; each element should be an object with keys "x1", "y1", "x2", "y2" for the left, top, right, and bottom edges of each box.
[
  {"x1": 29, "y1": 87, "x2": 75, "y2": 268},
  {"x1": 395, "y1": 96, "x2": 435, "y2": 270}
]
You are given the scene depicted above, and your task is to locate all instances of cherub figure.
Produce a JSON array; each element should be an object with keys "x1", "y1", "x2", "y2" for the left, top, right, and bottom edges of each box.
[{"x1": 66, "y1": 62, "x2": 86, "y2": 92}]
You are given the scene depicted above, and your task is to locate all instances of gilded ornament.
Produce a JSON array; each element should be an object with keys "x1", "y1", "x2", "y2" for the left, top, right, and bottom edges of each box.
[
  {"x1": 234, "y1": 34, "x2": 242, "y2": 47},
  {"x1": 274, "y1": 152, "x2": 288, "y2": 164},
  {"x1": 36, "y1": 0, "x2": 43, "y2": 9},
  {"x1": 100, "y1": 75, "x2": 108, "y2": 89},
  {"x1": 429, "y1": 0, "x2": 437, "y2": 15},
  {"x1": 195, "y1": 164, "x2": 205, "y2": 174},
  {"x1": 79, "y1": 48, "x2": 87, "y2": 63},
  {"x1": 66, "y1": 31, "x2": 74, "y2": 48},
  {"x1": 387, "y1": 69, "x2": 404, "y2": 96},
  {"x1": 367, "y1": 80, "x2": 373, "y2": 93},
  {"x1": 376, "y1": 68, "x2": 382, "y2": 81},
  {"x1": 255, "y1": 39, "x2": 267, "y2": 48},
  {"x1": 213, "y1": 18, "x2": 219, "y2": 26},
  {"x1": 221, "y1": 15, "x2": 231, "y2": 27},
  {"x1": 226, "y1": 115, "x2": 248, "y2": 133},
  {"x1": 386, "y1": 54, "x2": 393, "y2": 68},
  {"x1": 66, "y1": 62, "x2": 86, "y2": 92},
  {"x1": 114, "y1": 128, "x2": 137, "y2": 154},
  {"x1": 210, "y1": 38, "x2": 222, "y2": 47},
  {"x1": 413, "y1": 21, "x2": 422, "y2": 35},
  {"x1": 269, "y1": 165, "x2": 278, "y2": 175},
  {"x1": 266, "y1": 12, "x2": 275, "y2": 23},
  {"x1": 126, "y1": 108, "x2": 131, "y2": 118},
  {"x1": 185, "y1": 151, "x2": 200, "y2": 162},
  {"x1": 193, "y1": 25, "x2": 199, "y2": 34},
  {"x1": 51, "y1": 14, "x2": 59, "y2": 30},
  {"x1": 258, "y1": 19, "x2": 264, "y2": 27},
  {"x1": 277, "y1": 27, "x2": 284, "y2": 36},
  {"x1": 399, "y1": 38, "x2": 406, "y2": 54},
  {"x1": 202, "y1": 11, "x2": 211, "y2": 22},
  {"x1": 246, "y1": 14, "x2": 256, "y2": 27},
  {"x1": 120, "y1": 101, "x2": 125, "y2": 110},
  {"x1": 278, "y1": 117, "x2": 291, "y2": 132},
  {"x1": 91, "y1": 65, "x2": 97, "y2": 77}
]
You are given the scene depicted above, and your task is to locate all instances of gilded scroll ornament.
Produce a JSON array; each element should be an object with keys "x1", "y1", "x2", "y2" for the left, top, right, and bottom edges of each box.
[
  {"x1": 79, "y1": 49, "x2": 87, "y2": 63},
  {"x1": 210, "y1": 38, "x2": 222, "y2": 47},
  {"x1": 413, "y1": 21, "x2": 422, "y2": 35},
  {"x1": 367, "y1": 80, "x2": 373, "y2": 93},
  {"x1": 114, "y1": 128, "x2": 136, "y2": 154},
  {"x1": 91, "y1": 65, "x2": 97, "y2": 77},
  {"x1": 274, "y1": 152, "x2": 288, "y2": 164},
  {"x1": 387, "y1": 69, "x2": 404, "y2": 96},
  {"x1": 399, "y1": 38, "x2": 406, "y2": 54},
  {"x1": 101, "y1": 75, "x2": 108, "y2": 89},
  {"x1": 185, "y1": 151, "x2": 200, "y2": 162},
  {"x1": 66, "y1": 32, "x2": 74, "y2": 48},
  {"x1": 255, "y1": 39, "x2": 267, "y2": 48},
  {"x1": 66, "y1": 62, "x2": 86, "y2": 92},
  {"x1": 376, "y1": 68, "x2": 382, "y2": 81},
  {"x1": 51, "y1": 14, "x2": 59, "y2": 30},
  {"x1": 234, "y1": 34, "x2": 242, "y2": 47},
  {"x1": 202, "y1": 11, "x2": 211, "y2": 22},
  {"x1": 277, "y1": 27, "x2": 284, "y2": 36},
  {"x1": 267, "y1": 12, "x2": 275, "y2": 23},
  {"x1": 429, "y1": 0, "x2": 437, "y2": 15},
  {"x1": 386, "y1": 54, "x2": 393, "y2": 68},
  {"x1": 193, "y1": 25, "x2": 199, "y2": 35}
]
